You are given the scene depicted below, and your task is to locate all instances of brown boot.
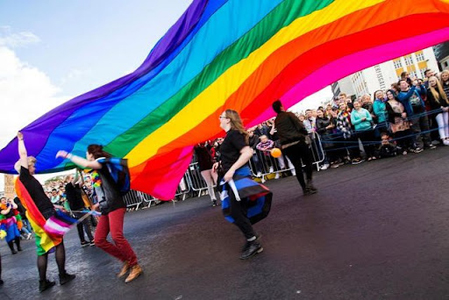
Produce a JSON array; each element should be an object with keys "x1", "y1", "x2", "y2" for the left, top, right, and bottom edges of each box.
[
  {"x1": 125, "y1": 265, "x2": 142, "y2": 283},
  {"x1": 117, "y1": 262, "x2": 130, "y2": 278}
]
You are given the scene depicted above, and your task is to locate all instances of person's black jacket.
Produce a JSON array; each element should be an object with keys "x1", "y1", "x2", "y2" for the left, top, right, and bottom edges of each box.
[
  {"x1": 385, "y1": 101, "x2": 405, "y2": 124},
  {"x1": 274, "y1": 111, "x2": 308, "y2": 145},
  {"x1": 316, "y1": 117, "x2": 332, "y2": 136},
  {"x1": 426, "y1": 88, "x2": 448, "y2": 112},
  {"x1": 13, "y1": 197, "x2": 27, "y2": 219},
  {"x1": 96, "y1": 162, "x2": 126, "y2": 215},
  {"x1": 248, "y1": 134, "x2": 260, "y2": 149},
  {"x1": 65, "y1": 182, "x2": 85, "y2": 211}
]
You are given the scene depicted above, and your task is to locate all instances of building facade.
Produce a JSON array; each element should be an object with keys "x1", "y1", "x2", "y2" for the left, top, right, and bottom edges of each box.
[
  {"x1": 332, "y1": 47, "x2": 439, "y2": 99},
  {"x1": 433, "y1": 41, "x2": 449, "y2": 70}
]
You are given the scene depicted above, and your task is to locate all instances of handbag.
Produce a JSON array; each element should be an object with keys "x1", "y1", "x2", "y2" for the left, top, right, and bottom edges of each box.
[{"x1": 221, "y1": 174, "x2": 273, "y2": 225}]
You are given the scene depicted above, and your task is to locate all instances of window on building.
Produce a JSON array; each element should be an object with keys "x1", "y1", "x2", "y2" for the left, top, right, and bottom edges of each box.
[
  {"x1": 404, "y1": 56, "x2": 414, "y2": 66},
  {"x1": 416, "y1": 52, "x2": 425, "y2": 62},
  {"x1": 420, "y1": 69, "x2": 427, "y2": 78},
  {"x1": 393, "y1": 60, "x2": 402, "y2": 69}
]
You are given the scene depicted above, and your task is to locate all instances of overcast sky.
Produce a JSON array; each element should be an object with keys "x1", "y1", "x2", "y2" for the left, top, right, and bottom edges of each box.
[{"x1": 0, "y1": 1, "x2": 332, "y2": 190}]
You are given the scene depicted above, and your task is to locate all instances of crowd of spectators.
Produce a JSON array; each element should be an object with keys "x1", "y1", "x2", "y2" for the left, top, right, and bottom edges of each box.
[{"x1": 196, "y1": 68, "x2": 449, "y2": 179}]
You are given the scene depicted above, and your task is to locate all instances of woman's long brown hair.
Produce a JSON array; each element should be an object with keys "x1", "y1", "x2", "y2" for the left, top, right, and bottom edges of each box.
[
  {"x1": 429, "y1": 76, "x2": 448, "y2": 105},
  {"x1": 224, "y1": 109, "x2": 249, "y2": 144}
]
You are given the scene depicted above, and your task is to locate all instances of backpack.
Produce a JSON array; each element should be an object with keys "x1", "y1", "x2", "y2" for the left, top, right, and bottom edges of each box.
[{"x1": 98, "y1": 157, "x2": 131, "y2": 195}]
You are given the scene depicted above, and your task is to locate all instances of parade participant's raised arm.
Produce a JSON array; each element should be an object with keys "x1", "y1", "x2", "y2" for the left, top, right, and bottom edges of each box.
[
  {"x1": 17, "y1": 132, "x2": 29, "y2": 170},
  {"x1": 56, "y1": 150, "x2": 102, "y2": 169},
  {"x1": 14, "y1": 132, "x2": 75, "y2": 292},
  {"x1": 58, "y1": 144, "x2": 142, "y2": 283}
]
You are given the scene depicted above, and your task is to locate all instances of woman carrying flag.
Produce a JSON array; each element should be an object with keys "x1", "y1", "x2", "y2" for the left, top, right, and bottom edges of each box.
[
  {"x1": 213, "y1": 109, "x2": 272, "y2": 260},
  {"x1": 56, "y1": 144, "x2": 142, "y2": 283},
  {"x1": 14, "y1": 132, "x2": 75, "y2": 292}
]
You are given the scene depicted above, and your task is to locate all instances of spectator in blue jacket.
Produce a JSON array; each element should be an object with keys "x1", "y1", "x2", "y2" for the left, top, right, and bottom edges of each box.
[
  {"x1": 373, "y1": 90, "x2": 389, "y2": 134},
  {"x1": 351, "y1": 100, "x2": 376, "y2": 161},
  {"x1": 397, "y1": 79, "x2": 435, "y2": 150}
]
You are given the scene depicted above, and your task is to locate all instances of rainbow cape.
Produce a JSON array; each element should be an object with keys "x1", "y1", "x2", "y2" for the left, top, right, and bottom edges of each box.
[
  {"x1": 1, "y1": 0, "x2": 449, "y2": 199},
  {"x1": 0, "y1": 204, "x2": 23, "y2": 242},
  {"x1": 15, "y1": 179, "x2": 63, "y2": 255}
]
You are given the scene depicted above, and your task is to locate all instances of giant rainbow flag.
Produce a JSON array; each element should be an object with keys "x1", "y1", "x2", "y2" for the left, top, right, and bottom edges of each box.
[{"x1": 1, "y1": 0, "x2": 448, "y2": 199}]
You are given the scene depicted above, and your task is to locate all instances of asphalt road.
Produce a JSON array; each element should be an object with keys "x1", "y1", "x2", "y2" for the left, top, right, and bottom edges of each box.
[{"x1": 1, "y1": 146, "x2": 449, "y2": 300}]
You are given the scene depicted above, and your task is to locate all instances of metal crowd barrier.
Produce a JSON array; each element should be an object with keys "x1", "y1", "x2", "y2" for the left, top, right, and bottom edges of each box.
[
  {"x1": 248, "y1": 134, "x2": 326, "y2": 181},
  {"x1": 309, "y1": 132, "x2": 326, "y2": 171},
  {"x1": 185, "y1": 162, "x2": 216, "y2": 197},
  {"x1": 123, "y1": 190, "x2": 147, "y2": 211},
  {"x1": 173, "y1": 173, "x2": 191, "y2": 201}
]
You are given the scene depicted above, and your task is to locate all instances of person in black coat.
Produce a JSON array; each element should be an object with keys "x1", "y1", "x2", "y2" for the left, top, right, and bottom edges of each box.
[
  {"x1": 65, "y1": 174, "x2": 95, "y2": 247},
  {"x1": 272, "y1": 100, "x2": 317, "y2": 195}
]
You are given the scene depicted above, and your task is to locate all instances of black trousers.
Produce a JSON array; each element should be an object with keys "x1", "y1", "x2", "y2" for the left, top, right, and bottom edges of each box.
[
  {"x1": 282, "y1": 142, "x2": 313, "y2": 190},
  {"x1": 410, "y1": 113, "x2": 432, "y2": 147},
  {"x1": 356, "y1": 130, "x2": 376, "y2": 158},
  {"x1": 73, "y1": 212, "x2": 94, "y2": 243},
  {"x1": 228, "y1": 187, "x2": 256, "y2": 240}
]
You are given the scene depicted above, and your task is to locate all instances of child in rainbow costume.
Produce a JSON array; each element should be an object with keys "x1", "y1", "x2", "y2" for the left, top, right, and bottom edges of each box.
[{"x1": 0, "y1": 197, "x2": 23, "y2": 254}]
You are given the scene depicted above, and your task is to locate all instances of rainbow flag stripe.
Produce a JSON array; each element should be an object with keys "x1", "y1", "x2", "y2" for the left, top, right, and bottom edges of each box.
[
  {"x1": 1, "y1": 0, "x2": 449, "y2": 199},
  {"x1": 15, "y1": 179, "x2": 62, "y2": 255}
]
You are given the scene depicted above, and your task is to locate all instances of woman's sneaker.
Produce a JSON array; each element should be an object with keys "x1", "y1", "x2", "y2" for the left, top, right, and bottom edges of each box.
[
  {"x1": 240, "y1": 241, "x2": 263, "y2": 260},
  {"x1": 320, "y1": 163, "x2": 330, "y2": 170},
  {"x1": 351, "y1": 158, "x2": 363, "y2": 165},
  {"x1": 410, "y1": 147, "x2": 423, "y2": 154}
]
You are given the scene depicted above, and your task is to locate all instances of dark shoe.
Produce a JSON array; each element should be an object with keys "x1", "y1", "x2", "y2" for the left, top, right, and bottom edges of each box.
[
  {"x1": 303, "y1": 188, "x2": 317, "y2": 196},
  {"x1": 240, "y1": 242, "x2": 263, "y2": 260},
  {"x1": 306, "y1": 180, "x2": 318, "y2": 193},
  {"x1": 39, "y1": 279, "x2": 56, "y2": 292},
  {"x1": 59, "y1": 272, "x2": 76, "y2": 285},
  {"x1": 11, "y1": 249, "x2": 17, "y2": 255},
  {"x1": 89, "y1": 240, "x2": 95, "y2": 247},
  {"x1": 125, "y1": 265, "x2": 143, "y2": 283},
  {"x1": 80, "y1": 241, "x2": 89, "y2": 248},
  {"x1": 241, "y1": 234, "x2": 262, "y2": 252},
  {"x1": 0, "y1": 279, "x2": 4, "y2": 285},
  {"x1": 426, "y1": 144, "x2": 436, "y2": 150},
  {"x1": 212, "y1": 200, "x2": 218, "y2": 207}
]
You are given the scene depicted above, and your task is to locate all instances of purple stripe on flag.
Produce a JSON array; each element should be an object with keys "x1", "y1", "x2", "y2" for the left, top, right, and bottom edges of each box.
[{"x1": 0, "y1": 0, "x2": 208, "y2": 171}]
